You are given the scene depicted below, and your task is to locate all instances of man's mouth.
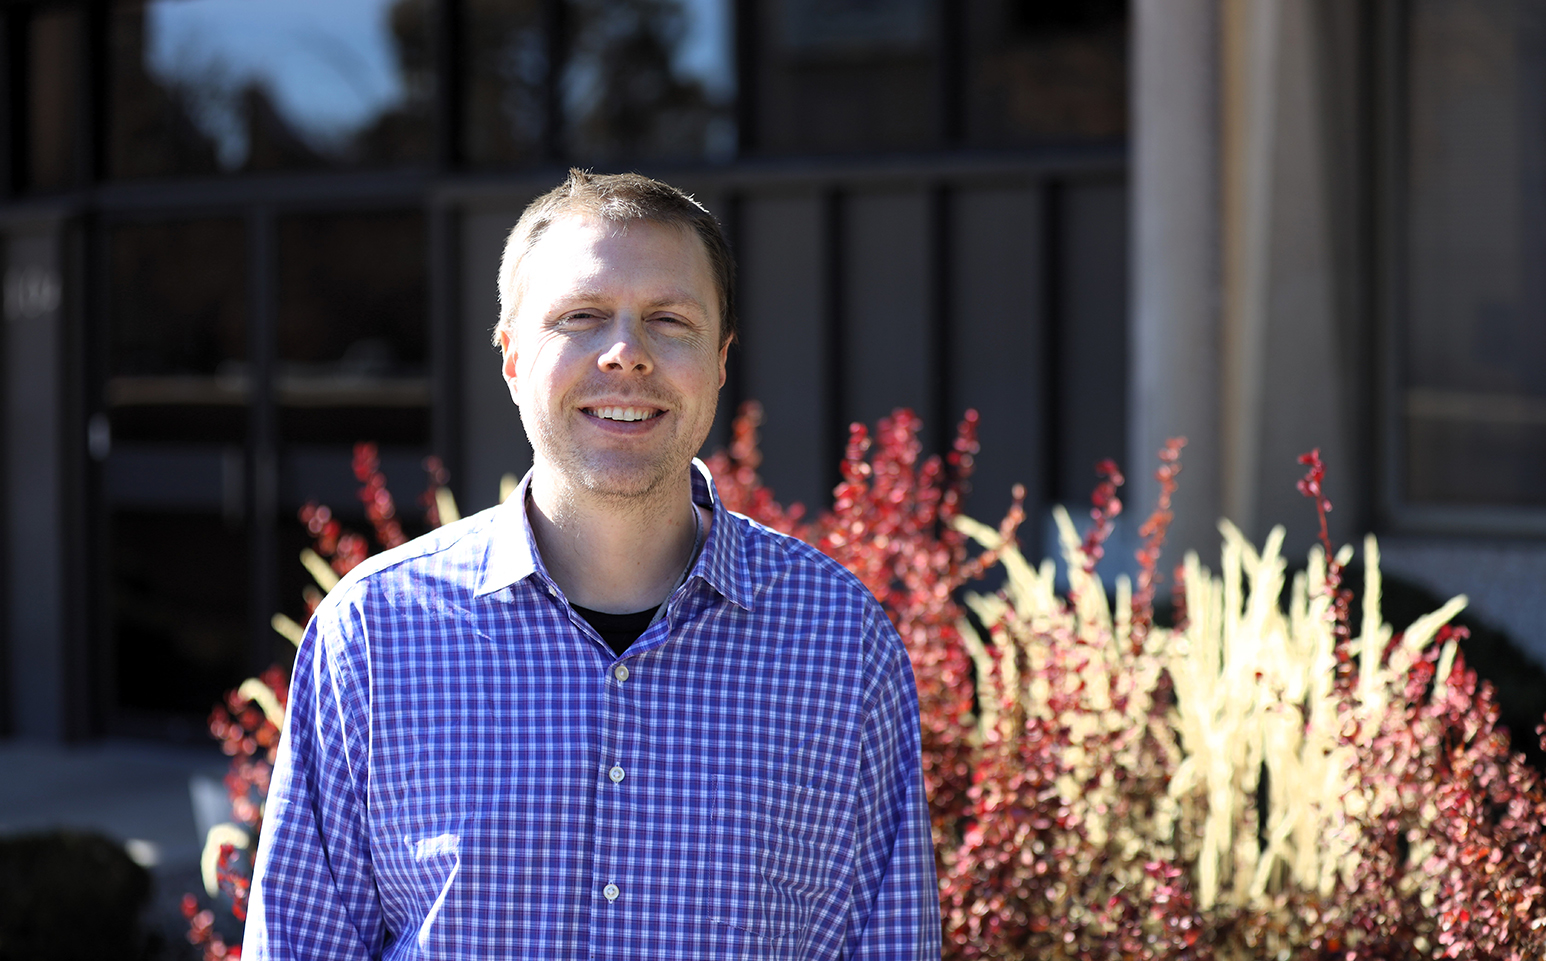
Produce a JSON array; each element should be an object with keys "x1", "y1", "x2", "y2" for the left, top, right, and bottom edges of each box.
[{"x1": 584, "y1": 406, "x2": 664, "y2": 423}]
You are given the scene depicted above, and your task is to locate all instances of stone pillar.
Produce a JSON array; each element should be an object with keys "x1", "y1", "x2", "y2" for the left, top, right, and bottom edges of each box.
[
  {"x1": 4, "y1": 224, "x2": 68, "y2": 739},
  {"x1": 1131, "y1": 0, "x2": 1223, "y2": 564},
  {"x1": 1218, "y1": 0, "x2": 1355, "y2": 553}
]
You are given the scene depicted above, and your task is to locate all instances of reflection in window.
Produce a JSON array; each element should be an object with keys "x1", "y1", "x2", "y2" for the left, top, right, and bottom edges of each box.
[
  {"x1": 750, "y1": 0, "x2": 1126, "y2": 153},
  {"x1": 564, "y1": 0, "x2": 735, "y2": 162},
  {"x1": 108, "y1": 218, "x2": 248, "y2": 444},
  {"x1": 277, "y1": 210, "x2": 426, "y2": 371},
  {"x1": 1403, "y1": 0, "x2": 1546, "y2": 506},
  {"x1": 105, "y1": 219, "x2": 253, "y2": 725},
  {"x1": 113, "y1": 511, "x2": 250, "y2": 718},
  {"x1": 109, "y1": 0, "x2": 432, "y2": 178},
  {"x1": 754, "y1": 0, "x2": 937, "y2": 154},
  {"x1": 110, "y1": 219, "x2": 246, "y2": 377},
  {"x1": 465, "y1": 0, "x2": 735, "y2": 166},
  {"x1": 964, "y1": 0, "x2": 1128, "y2": 146},
  {"x1": 463, "y1": 0, "x2": 547, "y2": 165},
  {"x1": 28, "y1": 5, "x2": 85, "y2": 191},
  {"x1": 277, "y1": 209, "x2": 429, "y2": 445}
]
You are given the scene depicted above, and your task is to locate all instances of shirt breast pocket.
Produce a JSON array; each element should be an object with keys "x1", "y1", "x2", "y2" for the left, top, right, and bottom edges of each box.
[{"x1": 708, "y1": 775, "x2": 854, "y2": 944}]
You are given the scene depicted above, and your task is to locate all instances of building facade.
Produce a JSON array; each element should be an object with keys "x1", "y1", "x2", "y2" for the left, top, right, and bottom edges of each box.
[{"x1": 2, "y1": 0, "x2": 1543, "y2": 741}]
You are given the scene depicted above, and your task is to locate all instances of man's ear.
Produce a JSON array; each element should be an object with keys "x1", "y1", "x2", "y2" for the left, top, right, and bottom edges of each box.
[
  {"x1": 498, "y1": 327, "x2": 519, "y2": 392},
  {"x1": 717, "y1": 338, "x2": 729, "y2": 389}
]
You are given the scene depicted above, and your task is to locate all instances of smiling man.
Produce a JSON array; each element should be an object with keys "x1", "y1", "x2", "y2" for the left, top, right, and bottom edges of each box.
[{"x1": 246, "y1": 170, "x2": 940, "y2": 960}]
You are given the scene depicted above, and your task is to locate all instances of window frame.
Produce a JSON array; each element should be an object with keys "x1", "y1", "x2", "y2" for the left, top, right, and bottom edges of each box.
[{"x1": 1374, "y1": 0, "x2": 1546, "y2": 537}]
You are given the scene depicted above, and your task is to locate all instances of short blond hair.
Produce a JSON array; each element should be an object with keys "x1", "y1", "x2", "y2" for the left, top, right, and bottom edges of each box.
[{"x1": 494, "y1": 169, "x2": 737, "y2": 348}]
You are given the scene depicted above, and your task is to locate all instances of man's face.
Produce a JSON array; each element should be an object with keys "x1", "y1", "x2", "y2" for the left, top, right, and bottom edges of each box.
[{"x1": 499, "y1": 214, "x2": 728, "y2": 502}]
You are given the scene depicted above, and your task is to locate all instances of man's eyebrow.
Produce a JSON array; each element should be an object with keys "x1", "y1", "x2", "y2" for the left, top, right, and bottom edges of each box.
[{"x1": 558, "y1": 287, "x2": 710, "y2": 314}]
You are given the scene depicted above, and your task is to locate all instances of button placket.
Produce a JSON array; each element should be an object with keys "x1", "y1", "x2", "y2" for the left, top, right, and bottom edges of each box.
[{"x1": 591, "y1": 645, "x2": 635, "y2": 944}]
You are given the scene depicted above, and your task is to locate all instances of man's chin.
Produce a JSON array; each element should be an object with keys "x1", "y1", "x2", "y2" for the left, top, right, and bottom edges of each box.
[{"x1": 570, "y1": 458, "x2": 686, "y2": 502}]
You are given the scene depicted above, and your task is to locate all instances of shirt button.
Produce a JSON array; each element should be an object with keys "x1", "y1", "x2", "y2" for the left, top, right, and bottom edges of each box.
[
  {"x1": 613, "y1": 664, "x2": 629, "y2": 683},
  {"x1": 608, "y1": 765, "x2": 625, "y2": 783},
  {"x1": 603, "y1": 882, "x2": 620, "y2": 902}
]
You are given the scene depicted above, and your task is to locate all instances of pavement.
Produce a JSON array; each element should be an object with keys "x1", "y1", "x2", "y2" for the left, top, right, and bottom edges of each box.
[{"x1": 0, "y1": 737, "x2": 236, "y2": 958}]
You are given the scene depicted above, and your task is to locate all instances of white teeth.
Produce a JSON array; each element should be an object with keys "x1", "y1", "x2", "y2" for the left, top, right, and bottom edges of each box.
[{"x1": 592, "y1": 406, "x2": 657, "y2": 422}]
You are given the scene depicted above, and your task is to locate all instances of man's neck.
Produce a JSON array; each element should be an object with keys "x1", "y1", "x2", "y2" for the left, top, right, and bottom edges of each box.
[{"x1": 525, "y1": 465, "x2": 709, "y2": 614}]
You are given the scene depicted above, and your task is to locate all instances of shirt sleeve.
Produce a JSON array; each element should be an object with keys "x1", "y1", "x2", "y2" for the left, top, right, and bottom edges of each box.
[
  {"x1": 245, "y1": 592, "x2": 385, "y2": 960},
  {"x1": 844, "y1": 607, "x2": 943, "y2": 960}
]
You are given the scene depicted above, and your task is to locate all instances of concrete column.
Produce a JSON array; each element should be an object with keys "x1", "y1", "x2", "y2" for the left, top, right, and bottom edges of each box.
[
  {"x1": 1131, "y1": 0, "x2": 1223, "y2": 564},
  {"x1": 4, "y1": 226, "x2": 68, "y2": 739},
  {"x1": 1218, "y1": 0, "x2": 1353, "y2": 552}
]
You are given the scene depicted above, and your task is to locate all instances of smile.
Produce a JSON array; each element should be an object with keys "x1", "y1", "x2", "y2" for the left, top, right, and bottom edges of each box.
[{"x1": 584, "y1": 406, "x2": 664, "y2": 422}]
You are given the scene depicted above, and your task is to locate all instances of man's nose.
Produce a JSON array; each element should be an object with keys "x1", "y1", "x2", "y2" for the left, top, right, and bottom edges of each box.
[{"x1": 597, "y1": 318, "x2": 652, "y2": 373}]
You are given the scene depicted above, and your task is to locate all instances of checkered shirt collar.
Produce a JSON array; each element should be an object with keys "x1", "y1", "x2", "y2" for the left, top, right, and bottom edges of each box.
[{"x1": 475, "y1": 458, "x2": 756, "y2": 611}]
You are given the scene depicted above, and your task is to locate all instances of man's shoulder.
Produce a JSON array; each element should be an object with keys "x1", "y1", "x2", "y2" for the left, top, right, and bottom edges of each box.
[
  {"x1": 322, "y1": 505, "x2": 500, "y2": 605},
  {"x1": 722, "y1": 510, "x2": 889, "y2": 621}
]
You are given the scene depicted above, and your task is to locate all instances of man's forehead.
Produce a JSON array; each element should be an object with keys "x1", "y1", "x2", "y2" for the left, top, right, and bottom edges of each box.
[
  {"x1": 517, "y1": 214, "x2": 713, "y2": 291},
  {"x1": 536, "y1": 212, "x2": 696, "y2": 250}
]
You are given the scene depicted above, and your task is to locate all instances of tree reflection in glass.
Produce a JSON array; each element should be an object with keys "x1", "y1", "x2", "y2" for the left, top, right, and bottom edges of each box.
[
  {"x1": 562, "y1": 0, "x2": 735, "y2": 162},
  {"x1": 108, "y1": 0, "x2": 433, "y2": 178},
  {"x1": 464, "y1": 0, "x2": 735, "y2": 167}
]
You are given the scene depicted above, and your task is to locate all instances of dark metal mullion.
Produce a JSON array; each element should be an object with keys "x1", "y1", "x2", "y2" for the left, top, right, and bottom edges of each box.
[
  {"x1": 542, "y1": 0, "x2": 568, "y2": 162},
  {"x1": 936, "y1": 0, "x2": 965, "y2": 147},
  {"x1": 1040, "y1": 178, "x2": 1066, "y2": 515},
  {"x1": 822, "y1": 187, "x2": 847, "y2": 500},
  {"x1": 59, "y1": 220, "x2": 92, "y2": 738},
  {"x1": 80, "y1": 0, "x2": 106, "y2": 184},
  {"x1": 1348, "y1": 0, "x2": 1379, "y2": 535},
  {"x1": 247, "y1": 208, "x2": 278, "y2": 677},
  {"x1": 928, "y1": 183, "x2": 953, "y2": 460},
  {"x1": 76, "y1": 211, "x2": 114, "y2": 737},
  {"x1": 0, "y1": 6, "x2": 17, "y2": 734},
  {"x1": 433, "y1": 0, "x2": 463, "y2": 171},
  {"x1": 733, "y1": 0, "x2": 757, "y2": 155},
  {"x1": 3, "y1": 4, "x2": 30, "y2": 194},
  {"x1": 1373, "y1": 0, "x2": 1406, "y2": 531}
]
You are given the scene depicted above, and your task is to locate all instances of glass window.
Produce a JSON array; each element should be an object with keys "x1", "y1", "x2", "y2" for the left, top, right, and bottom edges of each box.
[
  {"x1": 104, "y1": 218, "x2": 252, "y2": 725},
  {"x1": 563, "y1": 0, "x2": 736, "y2": 162},
  {"x1": 753, "y1": 0, "x2": 937, "y2": 154},
  {"x1": 107, "y1": 217, "x2": 248, "y2": 443},
  {"x1": 748, "y1": 0, "x2": 1127, "y2": 154},
  {"x1": 276, "y1": 209, "x2": 427, "y2": 388},
  {"x1": 108, "y1": 0, "x2": 433, "y2": 179},
  {"x1": 462, "y1": 0, "x2": 548, "y2": 165},
  {"x1": 962, "y1": 0, "x2": 1128, "y2": 147},
  {"x1": 464, "y1": 0, "x2": 735, "y2": 166},
  {"x1": 276, "y1": 208, "x2": 428, "y2": 448},
  {"x1": 28, "y1": 5, "x2": 85, "y2": 191},
  {"x1": 112, "y1": 512, "x2": 250, "y2": 718},
  {"x1": 1401, "y1": 0, "x2": 1546, "y2": 507}
]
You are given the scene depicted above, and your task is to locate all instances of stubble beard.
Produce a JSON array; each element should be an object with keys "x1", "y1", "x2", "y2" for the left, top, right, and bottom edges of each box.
[{"x1": 520, "y1": 392, "x2": 717, "y2": 518}]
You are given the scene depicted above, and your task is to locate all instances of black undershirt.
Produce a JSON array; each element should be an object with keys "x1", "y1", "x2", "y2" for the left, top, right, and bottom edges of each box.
[{"x1": 572, "y1": 603, "x2": 660, "y2": 657}]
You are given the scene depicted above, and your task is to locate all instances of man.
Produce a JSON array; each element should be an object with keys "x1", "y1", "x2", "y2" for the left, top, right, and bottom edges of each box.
[{"x1": 246, "y1": 170, "x2": 939, "y2": 959}]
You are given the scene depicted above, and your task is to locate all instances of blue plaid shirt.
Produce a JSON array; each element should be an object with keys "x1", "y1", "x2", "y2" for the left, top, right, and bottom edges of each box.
[{"x1": 247, "y1": 461, "x2": 940, "y2": 960}]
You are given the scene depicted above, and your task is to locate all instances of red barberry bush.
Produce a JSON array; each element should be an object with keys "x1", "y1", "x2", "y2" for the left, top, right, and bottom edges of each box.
[{"x1": 191, "y1": 411, "x2": 1546, "y2": 960}]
